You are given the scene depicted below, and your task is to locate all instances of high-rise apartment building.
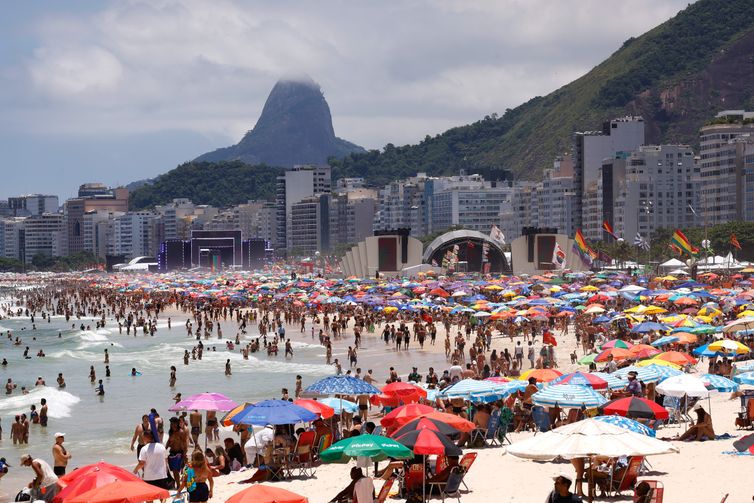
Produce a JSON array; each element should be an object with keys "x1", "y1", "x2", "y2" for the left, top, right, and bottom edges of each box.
[
  {"x1": 574, "y1": 116, "x2": 645, "y2": 239},
  {"x1": 64, "y1": 184, "x2": 129, "y2": 255},
  {"x1": 23, "y1": 213, "x2": 64, "y2": 263},
  {"x1": 276, "y1": 165, "x2": 331, "y2": 250},
  {"x1": 699, "y1": 110, "x2": 754, "y2": 224},
  {"x1": 7, "y1": 194, "x2": 58, "y2": 217}
]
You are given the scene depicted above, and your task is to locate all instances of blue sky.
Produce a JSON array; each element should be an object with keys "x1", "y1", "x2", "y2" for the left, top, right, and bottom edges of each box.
[{"x1": 0, "y1": 0, "x2": 692, "y2": 200}]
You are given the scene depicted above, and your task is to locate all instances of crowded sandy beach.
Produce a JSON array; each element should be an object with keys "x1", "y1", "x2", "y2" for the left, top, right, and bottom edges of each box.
[{"x1": 0, "y1": 268, "x2": 753, "y2": 502}]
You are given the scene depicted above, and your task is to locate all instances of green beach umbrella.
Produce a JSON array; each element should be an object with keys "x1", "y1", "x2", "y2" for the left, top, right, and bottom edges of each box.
[
  {"x1": 320, "y1": 434, "x2": 413, "y2": 463},
  {"x1": 578, "y1": 353, "x2": 597, "y2": 365}
]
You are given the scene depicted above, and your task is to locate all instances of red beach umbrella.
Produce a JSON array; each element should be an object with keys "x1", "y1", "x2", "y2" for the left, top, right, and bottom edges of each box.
[
  {"x1": 601, "y1": 397, "x2": 669, "y2": 420},
  {"x1": 380, "y1": 403, "x2": 435, "y2": 428},
  {"x1": 293, "y1": 399, "x2": 335, "y2": 419},
  {"x1": 55, "y1": 467, "x2": 141, "y2": 503},
  {"x1": 66, "y1": 479, "x2": 169, "y2": 503},
  {"x1": 226, "y1": 484, "x2": 308, "y2": 503}
]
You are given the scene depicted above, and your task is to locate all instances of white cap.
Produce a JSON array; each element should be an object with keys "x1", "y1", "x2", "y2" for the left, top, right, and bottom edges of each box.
[{"x1": 54, "y1": 432, "x2": 65, "y2": 438}]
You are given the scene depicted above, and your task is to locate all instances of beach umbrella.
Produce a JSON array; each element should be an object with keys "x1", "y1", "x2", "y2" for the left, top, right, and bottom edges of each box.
[
  {"x1": 55, "y1": 464, "x2": 142, "y2": 503},
  {"x1": 380, "y1": 403, "x2": 434, "y2": 428},
  {"x1": 627, "y1": 344, "x2": 661, "y2": 359},
  {"x1": 601, "y1": 397, "x2": 669, "y2": 420},
  {"x1": 578, "y1": 353, "x2": 598, "y2": 365},
  {"x1": 391, "y1": 417, "x2": 460, "y2": 438},
  {"x1": 230, "y1": 400, "x2": 318, "y2": 425},
  {"x1": 707, "y1": 339, "x2": 751, "y2": 355},
  {"x1": 66, "y1": 479, "x2": 169, "y2": 503},
  {"x1": 320, "y1": 434, "x2": 413, "y2": 463},
  {"x1": 613, "y1": 365, "x2": 661, "y2": 383},
  {"x1": 506, "y1": 418, "x2": 678, "y2": 460},
  {"x1": 57, "y1": 462, "x2": 139, "y2": 488},
  {"x1": 382, "y1": 382, "x2": 427, "y2": 401},
  {"x1": 304, "y1": 375, "x2": 381, "y2": 395},
  {"x1": 594, "y1": 415, "x2": 656, "y2": 437},
  {"x1": 723, "y1": 316, "x2": 754, "y2": 333},
  {"x1": 225, "y1": 484, "x2": 308, "y2": 503},
  {"x1": 654, "y1": 351, "x2": 696, "y2": 366},
  {"x1": 699, "y1": 374, "x2": 739, "y2": 392},
  {"x1": 532, "y1": 384, "x2": 607, "y2": 408},
  {"x1": 734, "y1": 372, "x2": 754, "y2": 385},
  {"x1": 589, "y1": 372, "x2": 625, "y2": 390},
  {"x1": 319, "y1": 397, "x2": 359, "y2": 414},
  {"x1": 438, "y1": 378, "x2": 507, "y2": 401},
  {"x1": 650, "y1": 335, "x2": 679, "y2": 347},
  {"x1": 735, "y1": 361, "x2": 754, "y2": 373},
  {"x1": 518, "y1": 368, "x2": 563, "y2": 383},
  {"x1": 630, "y1": 321, "x2": 670, "y2": 333},
  {"x1": 221, "y1": 402, "x2": 254, "y2": 426},
  {"x1": 169, "y1": 392, "x2": 238, "y2": 412},
  {"x1": 550, "y1": 372, "x2": 608, "y2": 390},
  {"x1": 396, "y1": 411, "x2": 476, "y2": 432},
  {"x1": 639, "y1": 363, "x2": 683, "y2": 380},
  {"x1": 601, "y1": 340, "x2": 633, "y2": 350},
  {"x1": 635, "y1": 358, "x2": 681, "y2": 370},
  {"x1": 594, "y1": 347, "x2": 631, "y2": 362},
  {"x1": 655, "y1": 374, "x2": 710, "y2": 398},
  {"x1": 293, "y1": 399, "x2": 335, "y2": 419},
  {"x1": 395, "y1": 427, "x2": 462, "y2": 456}
]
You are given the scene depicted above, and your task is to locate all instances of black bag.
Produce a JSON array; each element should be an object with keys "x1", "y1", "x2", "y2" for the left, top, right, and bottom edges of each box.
[{"x1": 15, "y1": 489, "x2": 31, "y2": 501}]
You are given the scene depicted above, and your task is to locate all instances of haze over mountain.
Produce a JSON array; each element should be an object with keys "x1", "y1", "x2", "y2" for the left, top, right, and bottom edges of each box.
[{"x1": 195, "y1": 77, "x2": 364, "y2": 167}]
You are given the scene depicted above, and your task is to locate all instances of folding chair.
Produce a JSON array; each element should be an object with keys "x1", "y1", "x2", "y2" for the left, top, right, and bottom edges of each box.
[
  {"x1": 633, "y1": 479, "x2": 664, "y2": 503},
  {"x1": 531, "y1": 406, "x2": 551, "y2": 434},
  {"x1": 608, "y1": 456, "x2": 644, "y2": 497},
  {"x1": 289, "y1": 431, "x2": 316, "y2": 477},
  {"x1": 457, "y1": 452, "x2": 477, "y2": 490},
  {"x1": 427, "y1": 466, "x2": 463, "y2": 503},
  {"x1": 376, "y1": 477, "x2": 395, "y2": 503},
  {"x1": 470, "y1": 409, "x2": 501, "y2": 447}
]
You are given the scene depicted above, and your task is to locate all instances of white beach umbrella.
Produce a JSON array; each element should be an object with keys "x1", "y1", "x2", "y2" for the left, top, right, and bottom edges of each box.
[
  {"x1": 655, "y1": 374, "x2": 710, "y2": 398},
  {"x1": 506, "y1": 418, "x2": 679, "y2": 461}
]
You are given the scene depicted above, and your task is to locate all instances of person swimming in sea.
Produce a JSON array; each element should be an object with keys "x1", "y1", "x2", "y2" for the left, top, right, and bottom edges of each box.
[{"x1": 95, "y1": 379, "x2": 105, "y2": 396}]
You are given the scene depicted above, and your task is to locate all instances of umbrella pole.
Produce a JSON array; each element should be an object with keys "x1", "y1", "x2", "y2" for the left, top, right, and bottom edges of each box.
[
  {"x1": 423, "y1": 454, "x2": 427, "y2": 503},
  {"x1": 588, "y1": 457, "x2": 594, "y2": 503}
]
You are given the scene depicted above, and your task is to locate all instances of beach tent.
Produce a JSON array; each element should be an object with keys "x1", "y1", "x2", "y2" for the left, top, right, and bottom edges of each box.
[{"x1": 659, "y1": 258, "x2": 687, "y2": 273}]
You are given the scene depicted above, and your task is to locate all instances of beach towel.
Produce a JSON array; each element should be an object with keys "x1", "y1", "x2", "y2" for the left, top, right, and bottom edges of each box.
[{"x1": 184, "y1": 466, "x2": 196, "y2": 493}]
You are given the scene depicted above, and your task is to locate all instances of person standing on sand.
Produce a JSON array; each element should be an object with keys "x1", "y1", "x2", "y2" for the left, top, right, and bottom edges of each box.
[{"x1": 189, "y1": 410, "x2": 202, "y2": 447}]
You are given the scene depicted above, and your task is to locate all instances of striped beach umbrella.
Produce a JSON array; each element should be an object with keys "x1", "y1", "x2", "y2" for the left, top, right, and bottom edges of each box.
[
  {"x1": 532, "y1": 384, "x2": 607, "y2": 408},
  {"x1": 699, "y1": 373, "x2": 739, "y2": 392},
  {"x1": 641, "y1": 364, "x2": 683, "y2": 381},
  {"x1": 594, "y1": 415, "x2": 656, "y2": 437},
  {"x1": 550, "y1": 372, "x2": 609, "y2": 390},
  {"x1": 613, "y1": 365, "x2": 662, "y2": 384},
  {"x1": 734, "y1": 372, "x2": 754, "y2": 386},
  {"x1": 590, "y1": 372, "x2": 625, "y2": 390},
  {"x1": 438, "y1": 378, "x2": 506, "y2": 400}
]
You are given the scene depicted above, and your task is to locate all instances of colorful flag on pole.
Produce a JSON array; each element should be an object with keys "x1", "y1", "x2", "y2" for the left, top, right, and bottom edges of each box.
[
  {"x1": 489, "y1": 225, "x2": 506, "y2": 245},
  {"x1": 671, "y1": 229, "x2": 699, "y2": 256},
  {"x1": 731, "y1": 234, "x2": 742, "y2": 250},
  {"x1": 574, "y1": 229, "x2": 597, "y2": 259},
  {"x1": 602, "y1": 220, "x2": 618, "y2": 240},
  {"x1": 551, "y1": 242, "x2": 566, "y2": 269},
  {"x1": 669, "y1": 243, "x2": 682, "y2": 255},
  {"x1": 571, "y1": 242, "x2": 593, "y2": 266}
]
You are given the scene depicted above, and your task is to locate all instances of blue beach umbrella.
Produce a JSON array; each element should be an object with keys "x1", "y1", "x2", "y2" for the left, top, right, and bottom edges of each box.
[
  {"x1": 305, "y1": 375, "x2": 381, "y2": 395},
  {"x1": 699, "y1": 374, "x2": 739, "y2": 392},
  {"x1": 438, "y1": 378, "x2": 507, "y2": 401},
  {"x1": 319, "y1": 397, "x2": 359, "y2": 414},
  {"x1": 613, "y1": 365, "x2": 662, "y2": 384},
  {"x1": 642, "y1": 364, "x2": 683, "y2": 381},
  {"x1": 531, "y1": 384, "x2": 607, "y2": 408},
  {"x1": 230, "y1": 400, "x2": 318, "y2": 425},
  {"x1": 589, "y1": 372, "x2": 625, "y2": 390},
  {"x1": 594, "y1": 415, "x2": 656, "y2": 437},
  {"x1": 651, "y1": 335, "x2": 680, "y2": 347},
  {"x1": 734, "y1": 372, "x2": 754, "y2": 386},
  {"x1": 631, "y1": 322, "x2": 670, "y2": 334}
]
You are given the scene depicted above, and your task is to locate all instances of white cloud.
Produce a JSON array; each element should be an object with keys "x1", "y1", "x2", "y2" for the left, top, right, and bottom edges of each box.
[{"x1": 3, "y1": 0, "x2": 693, "y2": 149}]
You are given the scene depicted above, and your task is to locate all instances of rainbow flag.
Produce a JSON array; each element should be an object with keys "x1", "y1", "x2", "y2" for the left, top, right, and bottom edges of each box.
[
  {"x1": 671, "y1": 230, "x2": 699, "y2": 256},
  {"x1": 602, "y1": 220, "x2": 618, "y2": 240},
  {"x1": 574, "y1": 229, "x2": 597, "y2": 259}
]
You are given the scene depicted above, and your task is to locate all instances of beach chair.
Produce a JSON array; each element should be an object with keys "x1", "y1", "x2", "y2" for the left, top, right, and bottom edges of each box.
[
  {"x1": 531, "y1": 406, "x2": 551, "y2": 434},
  {"x1": 496, "y1": 406, "x2": 513, "y2": 445},
  {"x1": 376, "y1": 477, "x2": 395, "y2": 503},
  {"x1": 402, "y1": 463, "x2": 425, "y2": 497},
  {"x1": 633, "y1": 480, "x2": 663, "y2": 503},
  {"x1": 435, "y1": 456, "x2": 449, "y2": 476},
  {"x1": 427, "y1": 466, "x2": 463, "y2": 503},
  {"x1": 457, "y1": 452, "x2": 477, "y2": 490},
  {"x1": 289, "y1": 430, "x2": 316, "y2": 477},
  {"x1": 470, "y1": 409, "x2": 501, "y2": 446},
  {"x1": 565, "y1": 408, "x2": 581, "y2": 424},
  {"x1": 315, "y1": 433, "x2": 332, "y2": 459},
  {"x1": 608, "y1": 456, "x2": 644, "y2": 497},
  {"x1": 661, "y1": 395, "x2": 682, "y2": 425}
]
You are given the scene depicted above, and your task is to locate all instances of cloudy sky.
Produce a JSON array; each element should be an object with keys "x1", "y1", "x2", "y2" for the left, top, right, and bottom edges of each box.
[{"x1": 0, "y1": 0, "x2": 692, "y2": 200}]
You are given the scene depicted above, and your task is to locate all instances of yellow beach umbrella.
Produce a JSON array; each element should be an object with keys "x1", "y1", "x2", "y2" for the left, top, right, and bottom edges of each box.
[
  {"x1": 624, "y1": 305, "x2": 647, "y2": 314},
  {"x1": 708, "y1": 340, "x2": 750, "y2": 355},
  {"x1": 644, "y1": 306, "x2": 668, "y2": 315},
  {"x1": 635, "y1": 358, "x2": 681, "y2": 369},
  {"x1": 737, "y1": 310, "x2": 754, "y2": 318},
  {"x1": 580, "y1": 285, "x2": 599, "y2": 292}
]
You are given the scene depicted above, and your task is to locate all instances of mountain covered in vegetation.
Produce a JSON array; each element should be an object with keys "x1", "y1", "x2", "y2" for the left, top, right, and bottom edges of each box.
[
  {"x1": 195, "y1": 77, "x2": 364, "y2": 167},
  {"x1": 332, "y1": 0, "x2": 754, "y2": 182}
]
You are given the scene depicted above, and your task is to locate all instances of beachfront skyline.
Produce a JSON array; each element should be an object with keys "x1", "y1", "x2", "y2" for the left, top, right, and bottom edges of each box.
[{"x1": 0, "y1": 0, "x2": 692, "y2": 199}]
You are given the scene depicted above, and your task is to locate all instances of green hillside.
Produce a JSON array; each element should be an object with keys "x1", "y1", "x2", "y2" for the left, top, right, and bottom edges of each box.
[
  {"x1": 333, "y1": 0, "x2": 754, "y2": 180},
  {"x1": 129, "y1": 161, "x2": 282, "y2": 210}
]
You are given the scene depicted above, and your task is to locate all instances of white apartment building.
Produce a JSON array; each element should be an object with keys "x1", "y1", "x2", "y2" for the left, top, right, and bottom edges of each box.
[
  {"x1": 374, "y1": 173, "x2": 429, "y2": 237},
  {"x1": 112, "y1": 212, "x2": 161, "y2": 259},
  {"x1": 276, "y1": 165, "x2": 331, "y2": 249},
  {"x1": 699, "y1": 111, "x2": 754, "y2": 224},
  {"x1": 23, "y1": 213, "x2": 64, "y2": 263}
]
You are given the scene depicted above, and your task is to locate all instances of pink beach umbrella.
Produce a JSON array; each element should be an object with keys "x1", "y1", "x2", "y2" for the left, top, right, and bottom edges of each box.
[{"x1": 169, "y1": 392, "x2": 238, "y2": 412}]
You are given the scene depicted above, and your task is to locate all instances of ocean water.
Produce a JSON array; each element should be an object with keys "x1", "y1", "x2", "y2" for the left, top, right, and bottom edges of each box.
[{"x1": 0, "y1": 311, "x2": 336, "y2": 498}]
